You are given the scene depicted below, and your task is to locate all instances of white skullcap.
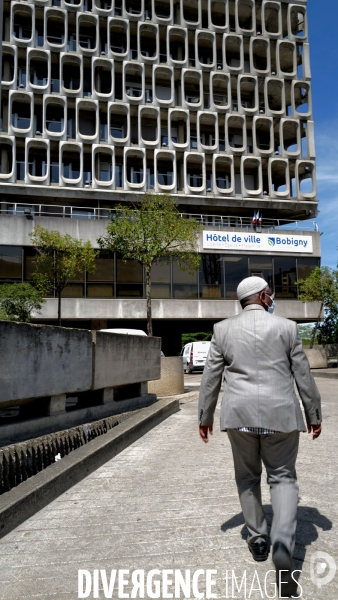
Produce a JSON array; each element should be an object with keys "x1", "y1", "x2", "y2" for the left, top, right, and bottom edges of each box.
[{"x1": 237, "y1": 276, "x2": 269, "y2": 302}]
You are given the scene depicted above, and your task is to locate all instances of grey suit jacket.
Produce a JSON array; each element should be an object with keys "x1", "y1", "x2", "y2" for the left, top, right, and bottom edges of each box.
[{"x1": 199, "y1": 305, "x2": 322, "y2": 433}]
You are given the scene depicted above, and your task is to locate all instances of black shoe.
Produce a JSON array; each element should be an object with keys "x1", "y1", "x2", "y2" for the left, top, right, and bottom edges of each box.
[
  {"x1": 248, "y1": 539, "x2": 269, "y2": 562},
  {"x1": 273, "y1": 542, "x2": 298, "y2": 598}
]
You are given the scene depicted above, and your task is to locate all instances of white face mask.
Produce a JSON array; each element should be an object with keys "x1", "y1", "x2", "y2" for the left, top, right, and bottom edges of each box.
[{"x1": 268, "y1": 300, "x2": 275, "y2": 314}]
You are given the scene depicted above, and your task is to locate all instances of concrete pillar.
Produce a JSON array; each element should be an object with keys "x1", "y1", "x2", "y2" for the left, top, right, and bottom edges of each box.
[
  {"x1": 91, "y1": 319, "x2": 108, "y2": 330},
  {"x1": 140, "y1": 381, "x2": 148, "y2": 396},
  {"x1": 102, "y1": 386, "x2": 114, "y2": 403},
  {"x1": 48, "y1": 393, "x2": 66, "y2": 415}
]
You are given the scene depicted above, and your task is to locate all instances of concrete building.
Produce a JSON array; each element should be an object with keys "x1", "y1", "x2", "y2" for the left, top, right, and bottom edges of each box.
[{"x1": 0, "y1": 0, "x2": 320, "y2": 354}]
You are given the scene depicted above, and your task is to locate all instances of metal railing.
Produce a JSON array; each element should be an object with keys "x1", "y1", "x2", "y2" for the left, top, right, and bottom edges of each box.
[{"x1": 0, "y1": 201, "x2": 319, "y2": 232}]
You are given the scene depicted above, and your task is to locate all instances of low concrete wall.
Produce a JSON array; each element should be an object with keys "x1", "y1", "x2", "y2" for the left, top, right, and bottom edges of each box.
[
  {"x1": 0, "y1": 321, "x2": 92, "y2": 404},
  {"x1": 148, "y1": 357, "x2": 184, "y2": 396},
  {"x1": 304, "y1": 347, "x2": 328, "y2": 369}
]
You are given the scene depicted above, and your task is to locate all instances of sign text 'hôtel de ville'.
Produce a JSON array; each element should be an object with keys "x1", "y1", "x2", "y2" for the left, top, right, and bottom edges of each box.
[{"x1": 203, "y1": 232, "x2": 313, "y2": 254}]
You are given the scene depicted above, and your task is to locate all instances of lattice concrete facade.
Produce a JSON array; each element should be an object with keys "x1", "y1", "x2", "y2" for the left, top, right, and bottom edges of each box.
[{"x1": 0, "y1": 0, "x2": 316, "y2": 217}]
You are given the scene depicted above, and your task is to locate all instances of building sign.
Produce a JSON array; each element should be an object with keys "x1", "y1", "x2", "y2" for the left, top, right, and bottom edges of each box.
[{"x1": 203, "y1": 231, "x2": 313, "y2": 253}]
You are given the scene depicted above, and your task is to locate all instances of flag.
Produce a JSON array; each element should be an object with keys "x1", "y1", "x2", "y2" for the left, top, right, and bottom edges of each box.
[{"x1": 252, "y1": 211, "x2": 257, "y2": 225}]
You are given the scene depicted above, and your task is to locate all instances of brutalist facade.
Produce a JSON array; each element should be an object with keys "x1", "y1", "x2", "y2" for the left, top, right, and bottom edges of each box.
[{"x1": 0, "y1": 0, "x2": 321, "y2": 353}]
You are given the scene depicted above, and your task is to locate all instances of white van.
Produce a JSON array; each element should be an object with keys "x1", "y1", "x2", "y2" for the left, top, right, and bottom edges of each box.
[
  {"x1": 182, "y1": 341, "x2": 211, "y2": 373},
  {"x1": 99, "y1": 329, "x2": 147, "y2": 336}
]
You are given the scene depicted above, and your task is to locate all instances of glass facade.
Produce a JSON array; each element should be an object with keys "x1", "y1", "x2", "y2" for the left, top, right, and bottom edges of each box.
[{"x1": 0, "y1": 246, "x2": 320, "y2": 300}]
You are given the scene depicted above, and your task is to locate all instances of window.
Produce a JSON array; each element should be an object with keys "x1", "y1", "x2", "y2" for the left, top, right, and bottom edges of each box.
[
  {"x1": 274, "y1": 257, "x2": 297, "y2": 299},
  {"x1": 297, "y1": 257, "x2": 319, "y2": 281},
  {"x1": 223, "y1": 256, "x2": 248, "y2": 299},
  {"x1": 199, "y1": 254, "x2": 223, "y2": 299},
  {"x1": 172, "y1": 258, "x2": 198, "y2": 299},
  {"x1": 0, "y1": 246, "x2": 22, "y2": 279},
  {"x1": 151, "y1": 259, "x2": 170, "y2": 298}
]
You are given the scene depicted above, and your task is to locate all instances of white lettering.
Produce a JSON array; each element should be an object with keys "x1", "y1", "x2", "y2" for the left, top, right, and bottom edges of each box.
[
  {"x1": 147, "y1": 570, "x2": 161, "y2": 599},
  {"x1": 174, "y1": 570, "x2": 190, "y2": 598},
  {"x1": 232, "y1": 570, "x2": 247, "y2": 596},
  {"x1": 101, "y1": 570, "x2": 117, "y2": 599},
  {"x1": 131, "y1": 570, "x2": 145, "y2": 599},
  {"x1": 248, "y1": 570, "x2": 264, "y2": 598},
  {"x1": 162, "y1": 570, "x2": 173, "y2": 598},
  {"x1": 192, "y1": 570, "x2": 205, "y2": 599},
  {"x1": 78, "y1": 570, "x2": 92, "y2": 599},
  {"x1": 119, "y1": 570, "x2": 130, "y2": 599},
  {"x1": 205, "y1": 570, "x2": 217, "y2": 598},
  {"x1": 264, "y1": 571, "x2": 277, "y2": 598}
]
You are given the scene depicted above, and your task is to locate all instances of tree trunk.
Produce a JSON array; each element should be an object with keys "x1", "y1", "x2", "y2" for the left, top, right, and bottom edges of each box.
[
  {"x1": 310, "y1": 302, "x2": 323, "y2": 349},
  {"x1": 145, "y1": 267, "x2": 152, "y2": 336},
  {"x1": 58, "y1": 292, "x2": 62, "y2": 327}
]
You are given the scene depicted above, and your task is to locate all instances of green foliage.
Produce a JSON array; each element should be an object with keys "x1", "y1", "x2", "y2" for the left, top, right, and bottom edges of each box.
[
  {"x1": 0, "y1": 283, "x2": 45, "y2": 322},
  {"x1": 29, "y1": 225, "x2": 97, "y2": 325},
  {"x1": 181, "y1": 331, "x2": 213, "y2": 347},
  {"x1": 318, "y1": 305, "x2": 338, "y2": 345},
  {"x1": 98, "y1": 194, "x2": 202, "y2": 335},
  {"x1": 296, "y1": 266, "x2": 338, "y2": 348}
]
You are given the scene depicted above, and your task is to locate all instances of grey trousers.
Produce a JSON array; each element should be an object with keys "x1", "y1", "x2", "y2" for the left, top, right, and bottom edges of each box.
[{"x1": 227, "y1": 429, "x2": 300, "y2": 554}]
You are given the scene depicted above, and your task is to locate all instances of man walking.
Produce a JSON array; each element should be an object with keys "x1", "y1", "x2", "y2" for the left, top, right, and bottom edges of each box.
[{"x1": 198, "y1": 276, "x2": 322, "y2": 598}]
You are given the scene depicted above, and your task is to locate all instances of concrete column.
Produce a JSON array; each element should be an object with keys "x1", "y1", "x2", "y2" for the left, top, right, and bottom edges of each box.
[
  {"x1": 48, "y1": 393, "x2": 66, "y2": 415},
  {"x1": 140, "y1": 381, "x2": 148, "y2": 396},
  {"x1": 102, "y1": 386, "x2": 115, "y2": 404},
  {"x1": 91, "y1": 319, "x2": 108, "y2": 330}
]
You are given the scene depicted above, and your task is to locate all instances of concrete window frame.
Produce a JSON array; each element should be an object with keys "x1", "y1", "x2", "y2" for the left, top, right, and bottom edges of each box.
[
  {"x1": 213, "y1": 154, "x2": 235, "y2": 196},
  {"x1": 152, "y1": 65, "x2": 174, "y2": 107},
  {"x1": 253, "y1": 116, "x2": 274, "y2": 157},
  {"x1": 238, "y1": 75, "x2": 259, "y2": 115},
  {"x1": 264, "y1": 77, "x2": 286, "y2": 117},
  {"x1": 209, "y1": 0, "x2": 229, "y2": 33},
  {"x1": 123, "y1": 62, "x2": 145, "y2": 104},
  {"x1": 108, "y1": 102, "x2": 130, "y2": 146},
  {"x1": 210, "y1": 72, "x2": 231, "y2": 112},
  {"x1": 60, "y1": 53, "x2": 83, "y2": 97},
  {"x1": 184, "y1": 151, "x2": 206, "y2": 195},
  {"x1": 269, "y1": 157, "x2": 290, "y2": 198},
  {"x1": 288, "y1": 4, "x2": 308, "y2": 43},
  {"x1": 108, "y1": 18, "x2": 130, "y2": 61},
  {"x1": 296, "y1": 160, "x2": 316, "y2": 200},
  {"x1": 139, "y1": 105, "x2": 160, "y2": 148},
  {"x1": 241, "y1": 156, "x2": 263, "y2": 197},
  {"x1": 76, "y1": 99, "x2": 99, "y2": 143},
  {"x1": 92, "y1": 0, "x2": 112, "y2": 16},
  {"x1": 77, "y1": 13, "x2": 99, "y2": 56},
  {"x1": 124, "y1": 147, "x2": 146, "y2": 191},
  {"x1": 123, "y1": 0, "x2": 145, "y2": 22},
  {"x1": 0, "y1": 44, "x2": 17, "y2": 91},
  {"x1": 25, "y1": 138, "x2": 50, "y2": 185},
  {"x1": 280, "y1": 118, "x2": 301, "y2": 158},
  {"x1": 236, "y1": 0, "x2": 256, "y2": 36},
  {"x1": 154, "y1": 149, "x2": 176, "y2": 193},
  {"x1": 180, "y1": 0, "x2": 201, "y2": 30},
  {"x1": 11, "y1": 2, "x2": 35, "y2": 48},
  {"x1": 0, "y1": 135, "x2": 16, "y2": 183},
  {"x1": 167, "y1": 27, "x2": 188, "y2": 68},
  {"x1": 195, "y1": 30, "x2": 216, "y2": 71},
  {"x1": 182, "y1": 69, "x2": 203, "y2": 111},
  {"x1": 43, "y1": 95, "x2": 67, "y2": 140},
  {"x1": 138, "y1": 23, "x2": 159, "y2": 64},
  {"x1": 197, "y1": 111, "x2": 218, "y2": 154},
  {"x1": 27, "y1": 49, "x2": 51, "y2": 94},
  {"x1": 92, "y1": 57, "x2": 114, "y2": 100},
  {"x1": 250, "y1": 37, "x2": 270, "y2": 77},
  {"x1": 277, "y1": 41, "x2": 297, "y2": 79},
  {"x1": 292, "y1": 80, "x2": 312, "y2": 119},
  {"x1": 151, "y1": 0, "x2": 174, "y2": 26},
  {"x1": 92, "y1": 144, "x2": 115, "y2": 189},
  {"x1": 226, "y1": 114, "x2": 247, "y2": 155},
  {"x1": 59, "y1": 141, "x2": 83, "y2": 187},
  {"x1": 168, "y1": 108, "x2": 190, "y2": 151},
  {"x1": 9, "y1": 91, "x2": 34, "y2": 138},
  {"x1": 262, "y1": 1, "x2": 282, "y2": 39},
  {"x1": 62, "y1": 0, "x2": 84, "y2": 12},
  {"x1": 45, "y1": 8, "x2": 68, "y2": 52},
  {"x1": 223, "y1": 34, "x2": 244, "y2": 74}
]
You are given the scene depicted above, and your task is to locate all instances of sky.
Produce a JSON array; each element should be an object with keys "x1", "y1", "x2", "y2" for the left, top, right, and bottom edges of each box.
[{"x1": 307, "y1": 0, "x2": 338, "y2": 269}]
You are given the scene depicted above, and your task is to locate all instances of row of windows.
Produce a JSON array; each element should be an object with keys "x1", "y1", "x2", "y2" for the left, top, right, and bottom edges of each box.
[
  {"x1": 0, "y1": 247, "x2": 319, "y2": 300},
  {"x1": 5, "y1": 1, "x2": 308, "y2": 42},
  {"x1": 0, "y1": 140, "x2": 315, "y2": 198}
]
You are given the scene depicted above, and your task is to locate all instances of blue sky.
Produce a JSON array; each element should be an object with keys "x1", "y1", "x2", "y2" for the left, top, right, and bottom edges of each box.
[{"x1": 308, "y1": 0, "x2": 338, "y2": 269}]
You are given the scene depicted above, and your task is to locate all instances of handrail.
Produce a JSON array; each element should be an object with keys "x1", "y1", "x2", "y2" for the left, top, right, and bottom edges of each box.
[{"x1": 0, "y1": 201, "x2": 319, "y2": 232}]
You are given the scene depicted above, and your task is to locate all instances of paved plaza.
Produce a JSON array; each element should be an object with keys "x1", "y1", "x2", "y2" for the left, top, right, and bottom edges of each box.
[{"x1": 0, "y1": 377, "x2": 337, "y2": 600}]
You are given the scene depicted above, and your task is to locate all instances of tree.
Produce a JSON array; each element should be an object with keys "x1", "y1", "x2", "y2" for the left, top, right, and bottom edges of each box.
[
  {"x1": 0, "y1": 283, "x2": 45, "y2": 322},
  {"x1": 98, "y1": 194, "x2": 202, "y2": 336},
  {"x1": 296, "y1": 266, "x2": 338, "y2": 349},
  {"x1": 29, "y1": 226, "x2": 97, "y2": 326},
  {"x1": 317, "y1": 304, "x2": 338, "y2": 345}
]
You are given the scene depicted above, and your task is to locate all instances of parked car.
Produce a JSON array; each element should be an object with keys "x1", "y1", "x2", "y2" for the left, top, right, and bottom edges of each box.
[
  {"x1": 182, "y1": 341, "x2": 211, "y2": 373},
  {"x1": 99, "y1": 328, "x2": 147, "y2": 336}
]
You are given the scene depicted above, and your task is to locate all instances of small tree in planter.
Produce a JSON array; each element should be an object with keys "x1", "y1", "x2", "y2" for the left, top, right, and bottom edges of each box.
[
  {"x1": 0, "y1": 283, "x2": 45, "y2": 322},
  {"x1": 297, "y1": 266, "x2": 338, "y2": 349},
  {"x1": 98, "y1": 194, "x2": 202, "y2": 336}
]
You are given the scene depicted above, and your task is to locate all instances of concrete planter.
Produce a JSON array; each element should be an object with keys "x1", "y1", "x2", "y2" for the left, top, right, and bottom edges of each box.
[
  {"x1": 148, "y1": 357, "x2": 184, "y2": 396},
  {"x1": 304, "y1": 346, "x2": 328, "y2": 369}
]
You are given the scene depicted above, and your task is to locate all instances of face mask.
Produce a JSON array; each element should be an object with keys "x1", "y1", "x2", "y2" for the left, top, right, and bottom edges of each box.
[{"x1": 268, "y1": 300, "x2": 275, "y2": 314}]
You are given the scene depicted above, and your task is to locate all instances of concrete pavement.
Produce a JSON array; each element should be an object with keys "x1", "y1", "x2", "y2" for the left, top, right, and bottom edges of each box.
[{"x1": 0, "y1": 376, "x2": 337, "y2": 599}]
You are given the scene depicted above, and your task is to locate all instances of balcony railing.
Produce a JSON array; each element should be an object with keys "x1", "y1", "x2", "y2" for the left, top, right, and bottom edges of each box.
[{"x1": 0, "y1": 201, "x2": 319, "y2": 232}]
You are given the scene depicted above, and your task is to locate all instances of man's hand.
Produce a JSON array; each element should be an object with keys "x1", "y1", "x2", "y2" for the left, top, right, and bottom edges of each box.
[
  {"x1": 199, "y1": 425, "x2": 213, "y2": 443},
  {"x1": 307, "y1": 423, "x2": 322, "y2": 440}
]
